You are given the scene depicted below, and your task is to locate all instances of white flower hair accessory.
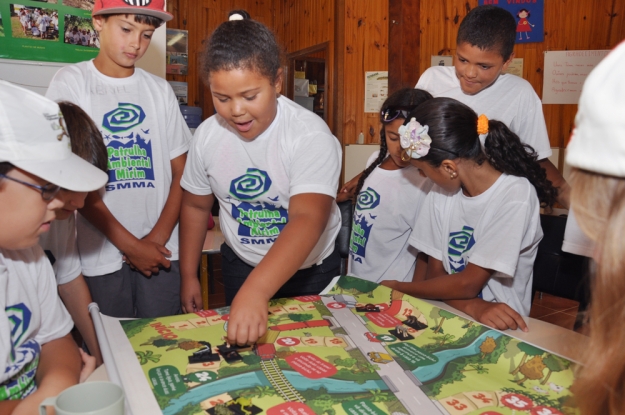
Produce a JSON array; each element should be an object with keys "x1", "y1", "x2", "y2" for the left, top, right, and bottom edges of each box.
[{"x1": 399, "y1": 117, "x2": 432, "y2": 161}]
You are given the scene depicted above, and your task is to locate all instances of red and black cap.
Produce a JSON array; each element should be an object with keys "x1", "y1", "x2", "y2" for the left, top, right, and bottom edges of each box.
[{"x1": 92, "y1": 0, "x2": 173, "y2": 22}]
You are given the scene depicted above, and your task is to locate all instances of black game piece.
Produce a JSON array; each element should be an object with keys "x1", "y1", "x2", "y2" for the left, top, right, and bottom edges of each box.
[
  {"x1": 188, "y1": 341, "x2": 220, "y2": 364},
  {"x1": 222, "y1": 349, "x2": 243, "y2": 363},
  {"x1": 355, "y1": 303, "x2": 380, "y2": 313},
  {"x1": 217, "y1": 342, "x2": 252, "y2": 354},
  {"x1": 389, "y1": 325, "x2": 414, "y2": 341},
  {"x1": 403, "y1": 315, "x2": 429, "y2": 331}
]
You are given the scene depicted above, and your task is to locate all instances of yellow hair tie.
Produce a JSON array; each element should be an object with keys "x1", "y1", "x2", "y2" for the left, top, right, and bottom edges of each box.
[{"x1": 477, "y1": 114, "x2": 489, "y2": 135}]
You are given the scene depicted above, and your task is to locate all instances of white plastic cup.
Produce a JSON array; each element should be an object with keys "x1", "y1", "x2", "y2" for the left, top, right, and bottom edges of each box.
[{"x1": 39, "y1": 381, "x2": 124, "y2": 415}]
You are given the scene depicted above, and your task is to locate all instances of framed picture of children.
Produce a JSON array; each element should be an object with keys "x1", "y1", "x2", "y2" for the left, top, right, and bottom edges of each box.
[
  {"x1": 0, "y1": 0, "x2": 98, "y2": 62},
  {"x1": 479, "y1": 0, "x2": 544, "y2": 44},
  {"x1": 10, "y1": 4, "x2": 59, "y2": 41},
  {"x1": 63, "y1": 14, "x2": 98, "y2": 48}
]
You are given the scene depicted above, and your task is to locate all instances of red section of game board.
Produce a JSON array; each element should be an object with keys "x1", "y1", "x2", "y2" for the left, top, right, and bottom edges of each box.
[
  {"x1": 500, "y1": 393, "x2": 534, "y2": 410},
  {"x1": 385, "y1": 300, "x2": 403, "y2": 316},
  {"x1": 270, "y1": 322, "x2": 307, "y2": 331},
  {"x1": 293, "y1": 295, "x2": 321, "y2": 302},
  {"x1": 305, "y1": 320, "x2": 331, "y2": 328},
  {"x1": 267, "y1": 402, "x2": 317, "y2": 415},
  {"x1": 366, "y1": 312, "x2": 402, "y2": 328},
  {"x1": 194, "y1": 310, "x2": 218, "y2": 318},
  {"x1": 285, "y1": 352, "x2": 337, "y2": 379}
]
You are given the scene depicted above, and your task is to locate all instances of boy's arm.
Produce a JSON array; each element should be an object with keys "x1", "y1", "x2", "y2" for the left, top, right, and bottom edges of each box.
[
  {"x1": 227, "y1": 193, "x2": 334, "y2": 346},
  {"x1": 538, "y1": 159, "x2": 571, "y2": 209},
  {"x1": 445, "y1": 298, "x2": 528, "y2": 332},
  {"x1": 79, "y1": 191, "x2": 171, "y2": 276},
  {"x1": 179, "y1": 191, "x2": 215, "y2": 313},
  {"x1": 381, "y1": 258, "x2": 493, "y2": 300},
  {"x1": 144, "y1": 153, "x2": 187, "y2": 246},
  {"x1": 12, "y1": 334, "x2": 81, "y2": 415},
  {"x1": 58, "y1": 275, "x2": 103, "y2": 366}
]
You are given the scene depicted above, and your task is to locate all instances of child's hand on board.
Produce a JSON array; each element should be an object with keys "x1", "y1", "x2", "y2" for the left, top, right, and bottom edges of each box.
[
  {"x1": 227, "y1": 289, "x2": 269, "y2": 346},
  {"x1": 78, "y1": 348, "x2": 96, "y2": 383},
  {"x1": 181, "y1": 277, "x2": 203, "y2": 313},
  {"x1": 380, "y1": 279, "x2": 401, "y2": 291},
  {"x1": 468, "y1": 300, "x2": 529, "y2": 332}
]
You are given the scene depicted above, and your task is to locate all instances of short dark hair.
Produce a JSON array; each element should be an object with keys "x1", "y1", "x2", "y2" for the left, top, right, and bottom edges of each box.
[
  {"x1": 58, "y1": 102, "x2": 108, "y2": 173},
  {"x1": 201, "y1": 12, "x2": 283, "y2": 83},
  {"x1": 101, "y1": 13, "x2": 163, "y2": 28},
  {"x1": 457, "y1": 5, "x2": 516, "y2": 61}
]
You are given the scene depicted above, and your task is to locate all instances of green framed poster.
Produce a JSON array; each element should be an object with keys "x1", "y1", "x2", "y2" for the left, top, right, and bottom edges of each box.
[{"x1": 0, "y1": 0, "x2": 98, "y2": 63}]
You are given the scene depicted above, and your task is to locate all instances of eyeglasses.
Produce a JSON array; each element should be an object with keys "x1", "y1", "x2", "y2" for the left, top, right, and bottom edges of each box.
[
  {"x1": 380, "y1": 108, "x2": 410, "y2": 122},
  {"x1": 0, "y1": 174, "x2": 61, "y2": 201}
]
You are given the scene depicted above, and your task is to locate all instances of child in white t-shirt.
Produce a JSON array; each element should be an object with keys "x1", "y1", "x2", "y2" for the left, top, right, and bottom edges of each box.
[
  {"x1": 381, "y1": 97, "x2": 558, "y2": 331},
  {"x1": 0, "y1": 82, "x2": 108, "y2": 413},
  {"x1": 38, "y1": 101, "x2": 108, "y2": 366},
  {"x1": 180, "y1": 13, "x2": 341, "y2": 346},
  {"x1": 343, "y1": 88, "x2": 433, "y2": 283}
]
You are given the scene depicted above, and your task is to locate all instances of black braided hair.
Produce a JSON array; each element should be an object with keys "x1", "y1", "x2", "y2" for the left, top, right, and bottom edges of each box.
[
  {"x1": 410, "y1": 97, "x2": 557, "y2": 207},
  {"x1": 352, "y1": 88, "x2": 433, "y2": 202}
]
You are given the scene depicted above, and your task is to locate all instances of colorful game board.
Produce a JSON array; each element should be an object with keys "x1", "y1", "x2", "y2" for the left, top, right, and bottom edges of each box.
[{"x1": 120, "y1": 276, "x2": 579, "y2": 415}]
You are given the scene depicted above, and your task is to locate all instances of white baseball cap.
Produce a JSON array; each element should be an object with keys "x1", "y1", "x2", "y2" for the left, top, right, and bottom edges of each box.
[
  {"x1": 566, "y1": 41, "x2": 625, "y2": 177},
  {"x1": 0, "y1": 81, "x2": 108, "y2": 192}
]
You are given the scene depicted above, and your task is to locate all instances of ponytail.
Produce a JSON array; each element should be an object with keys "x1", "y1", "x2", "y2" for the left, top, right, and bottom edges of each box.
[
  {"x1": 411, "y1": 97, "x2": 557, "y2": 207},
  {"x1": 353, "y1": 134, "x2": 387, "y2": 200},
  {"x1": 484, "y1": 120, "x2": 557, "y2": 207}
]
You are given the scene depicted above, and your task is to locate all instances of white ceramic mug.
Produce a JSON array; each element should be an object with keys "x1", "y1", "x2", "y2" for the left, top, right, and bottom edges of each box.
[{"x1": 39, "y1": 381, "x2": 124, "y2": 415}]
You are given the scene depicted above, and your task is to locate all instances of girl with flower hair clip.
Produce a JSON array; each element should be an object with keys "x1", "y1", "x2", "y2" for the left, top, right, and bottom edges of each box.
[
  {"x1": 342, "y1": 88, "x2": 433, "y2": 283},
  {"x1": 382, "y1": 97, "x2": 557, "y2": 331}
]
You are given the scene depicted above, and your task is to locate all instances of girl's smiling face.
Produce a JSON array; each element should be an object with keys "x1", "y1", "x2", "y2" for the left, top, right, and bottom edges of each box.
[{"x1": 209, "y1": 68, "x2": 282, "y2": 141}]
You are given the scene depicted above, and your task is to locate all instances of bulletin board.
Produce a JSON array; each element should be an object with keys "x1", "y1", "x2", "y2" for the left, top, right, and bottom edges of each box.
[{"x1": 0, "y1": 0, "x2": 98, "y2": 64}]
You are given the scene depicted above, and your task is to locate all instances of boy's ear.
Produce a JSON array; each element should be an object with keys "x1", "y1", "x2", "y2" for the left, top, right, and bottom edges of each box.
[
  {"x1": 502, "y1": 51, "x2": 515, "y2": 71},
  {"x1": 92, "y1": 15, "x2": 104, "y2": 31},
  {"x1": 274, "y1": 68, "x2": 284, "y2": 94}
]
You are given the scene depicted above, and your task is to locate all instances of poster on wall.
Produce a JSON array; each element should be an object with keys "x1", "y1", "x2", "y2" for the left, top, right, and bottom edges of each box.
[
  {"x1": 166, "y1": 28, "x2": 187, "y2": 75},
  {"x1": 0, "y1": 0, "x2": 98, "y2": 63},
  {"x1": 542, "y1": 50, "x2": 609, "y2": 104},
  {"x1": 479, "y1": 0, "x2": 544, "y2": 44},
  {"x1": 364, "y1": 71, "x2": 388, "y2": 113}
]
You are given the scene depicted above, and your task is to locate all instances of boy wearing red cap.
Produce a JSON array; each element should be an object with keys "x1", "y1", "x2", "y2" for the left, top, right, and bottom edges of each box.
[{"x1": 46, "y1": 0, "x2": 191, "y2": 318}]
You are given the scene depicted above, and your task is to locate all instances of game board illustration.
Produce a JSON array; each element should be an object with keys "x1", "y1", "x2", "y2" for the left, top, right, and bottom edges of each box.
[{"x1": 120, "y1": 276, "x2": 579, "y2": 415}]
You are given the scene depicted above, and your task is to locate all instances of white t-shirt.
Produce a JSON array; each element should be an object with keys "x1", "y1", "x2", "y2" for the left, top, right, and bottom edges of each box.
[
  {"x1": 416, "y1": 66, "x2": 552, "y2": 160},
  {"x1": 46, "y1": 60, "x2": 192, "y2": 276},
  {"x1": 410, "y1": 174, "x2": 542, "y2": 315},
  {"x1": 181, "y1": 96, "x2": 341, "y2": 268},
  {"x1": 38, "y1": 215, "x2": 81, "y2": 285},
  {"x1": 0, "y1": 247, "x2": 73, "y2": 400},
  {"x1": 348, "y1": 152, "x2": 433, "y2": 283},
  {"x1": 562, "y1": 209, "x2": 594, "y2": 257}
]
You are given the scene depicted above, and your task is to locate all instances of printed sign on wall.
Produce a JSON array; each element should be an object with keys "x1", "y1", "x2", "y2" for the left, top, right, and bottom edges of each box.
[
  {"x1": 0, "y1": 0, "x2": 98, "y2": 63},
  {"x1": 479, "y1": 0, "x2": 544, "y2": 44}
]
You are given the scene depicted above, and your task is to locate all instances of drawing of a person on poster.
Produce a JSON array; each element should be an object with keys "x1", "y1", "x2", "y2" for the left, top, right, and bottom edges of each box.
[{"x1": 516, "y1": 8, "x2": 535, "y2": 41}]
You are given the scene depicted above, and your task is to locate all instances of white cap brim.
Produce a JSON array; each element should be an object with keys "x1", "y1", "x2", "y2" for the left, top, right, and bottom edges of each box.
[{"x1": 13, "y1": 153, "x2": 108, "y2": 192}]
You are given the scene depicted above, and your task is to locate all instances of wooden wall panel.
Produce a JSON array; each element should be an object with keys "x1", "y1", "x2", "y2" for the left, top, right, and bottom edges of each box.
[
  {"x1": 339, "y1": 0, "x2": 389, "y2": 146},
  {"x1": 166, "y1": 0, "x2": 274, "y2": 118},
  {"x1": 414, "y1": 0, "x2": 625, "y2": 152},
  {"x1": 274, "y1": 0, "x2": 335, "y2": 133}
]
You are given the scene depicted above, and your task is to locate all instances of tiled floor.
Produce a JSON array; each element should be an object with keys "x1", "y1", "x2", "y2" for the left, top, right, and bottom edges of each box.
[{"x1": 204, "y1": 254, "x2": 583, "y2": 332}]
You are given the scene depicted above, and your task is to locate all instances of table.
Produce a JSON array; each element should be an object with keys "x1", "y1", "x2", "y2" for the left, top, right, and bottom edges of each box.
[
  {"x1": 200, "y1": 217, "x2": 225, "y2": 308},
  {"x1": 89, "y1": 294, "x2": 588, "y2": 414}
]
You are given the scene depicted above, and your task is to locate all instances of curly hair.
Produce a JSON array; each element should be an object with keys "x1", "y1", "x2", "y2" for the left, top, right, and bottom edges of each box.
[
  {"x1": 352, "y1": 88, "x2": 433, "y2": 200},
  {"x1": 409, "y1": 97, "x2": 557, "y2": 207},
  {"x1": 201, "y1": 11, "x2": 283, "y2": 83},
  {"x1": 457, "y1": 5, "x2": 516, "y2": 61}
]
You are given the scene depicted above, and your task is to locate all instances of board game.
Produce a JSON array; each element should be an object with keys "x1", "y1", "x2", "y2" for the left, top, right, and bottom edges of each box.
[{"x1": 119, "y1": 276, "x2": 579, "y2": 415}]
